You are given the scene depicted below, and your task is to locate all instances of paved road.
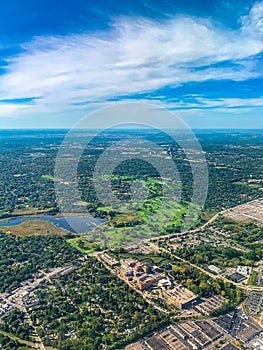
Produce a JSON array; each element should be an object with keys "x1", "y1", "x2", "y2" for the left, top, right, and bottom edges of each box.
[
  {"x1": 150, "y1": 211, "x2": 223, "y2": 242},
  {"x1": 157, "y1": 246, "x2": 263, "y2": 292},
  {"x1": 150, "y1": 198, "x2": 262, "y2": 243},
  {"x1": 97, "y1": 254, "x2": 170, "y2": 314},
  {"x1": 24, "y1": 310, "x2": 46, "y2": 350},
  {"x1": 1, "y1": 266, "x2": 76, "y2": 350},
  {"x1": 0, "y1": 329, "x2": 38, "y2": 349}
]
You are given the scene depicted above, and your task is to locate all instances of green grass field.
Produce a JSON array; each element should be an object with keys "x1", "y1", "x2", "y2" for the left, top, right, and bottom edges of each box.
[
  {"x1": 66, "y1": 237, "x2": 96, "y2": 254},
  {"x1": 65, "y1": 177, "x2": 201, "y2": 252},
  {"x1": 249, "y1": 271, "x2": 259, "y2": 285},
  {"x1": 68, "y1": 198, "x2": 201, "y2": 252},
  {"x1": 234, "y1": 181, "x2": 261, "y2": 189}
]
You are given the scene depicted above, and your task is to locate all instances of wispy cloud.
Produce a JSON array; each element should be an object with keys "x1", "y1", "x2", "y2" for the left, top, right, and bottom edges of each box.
[
  {"x1": 0, "y1": 102, "x2": 33, "y2": 115},
  {"x1": 165, "y1": 96, "x2": 263, "y2": 110},
  {"x1": 0, "y1": 1, "x2": 263, "y2": 119}
]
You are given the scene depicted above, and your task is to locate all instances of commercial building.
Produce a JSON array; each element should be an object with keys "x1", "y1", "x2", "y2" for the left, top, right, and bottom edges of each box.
[
  {"x1": 236, "y1": 266, "x2": 251, "y2": 276},
  {"x1": 208, "y1": 265, "x2": 222, "y2": 274},
  {"x1": 195, "y1": 295, "x2": 227, "y2": 315},
  {"x1": 100, "y1": 253, "x2": 119, "y2": 267},
  {"x1": 229, "y1": 272, "x2": 246, "y2": 283},
  {"x1": 163, "y1": 284, "x2": 198, "y2": 309}
]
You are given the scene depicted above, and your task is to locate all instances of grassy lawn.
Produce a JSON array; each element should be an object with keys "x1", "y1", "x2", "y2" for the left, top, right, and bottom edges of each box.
[
  {"x1": 41, "y1": 174, "x2": 55, "y2": 181},
  {"x1": 0, "y1": 330, "x2": 36, "y2": 349},
  {"x1": 66, "y1": 237, "x2": 96, "y2": 254},
  {"x1": 234, "y1": 181, "x2": 261, "y2": 189},
  {"x1": 75, "y1": 198, "x2": 201, "y2": 249},
  {"x1": 249, "y1": 271, "x2": 259, "y2": 285},
  {"x1": 1, "y1": 220, "x2": 67, "y2": 237},
  {"x1": 112, "y1": 251, "x2": 171, "y2": 265}
]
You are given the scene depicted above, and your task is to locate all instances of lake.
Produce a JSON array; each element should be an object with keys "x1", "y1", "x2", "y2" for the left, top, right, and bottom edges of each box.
[{"x1": 0, "y1": 215, "x2": 106, "y2": 234}]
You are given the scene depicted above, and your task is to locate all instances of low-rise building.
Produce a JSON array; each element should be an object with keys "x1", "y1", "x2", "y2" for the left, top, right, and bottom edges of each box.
[
  {"x1": 163, "y1": 284, "x2": 198, "y2": 309},
  {"x1": 158, "y1": 279, "x2": 172, "y2": 290},
  {"x1": 100, "y1": 253, "x2": 119, "y2": 267},
  {"x1": 208, "y1": 265, "x2": 222, "y2": 274},
  {"x1": 195, "y1": 295, "x2": 227, "y2": 315},
  {"x1": 236, "y1": 266, "x2": 251, "y2": 276},
  {"x1": 229, "y1": 272, "x2": 246, "y2": 283}
]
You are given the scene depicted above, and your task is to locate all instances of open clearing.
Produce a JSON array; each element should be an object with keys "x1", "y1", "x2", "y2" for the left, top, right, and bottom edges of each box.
[{"x1": 0, "y1": 220, "x2": 67, "y2": 237}]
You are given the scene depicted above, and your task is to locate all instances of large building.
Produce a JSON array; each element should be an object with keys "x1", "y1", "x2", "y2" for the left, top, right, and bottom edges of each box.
[
  {"x1": 120, "y1": 258, "x2": 166, "y2": 291},
  {"x1": 137, "y1": 274, "x2": 164, "y2": 291},
  {"x1": 121, "y1": 258, "x2": 137, "y2": 269},
  {"x1": 163, "y1": 284, "x2": 198, "y2": 309}
]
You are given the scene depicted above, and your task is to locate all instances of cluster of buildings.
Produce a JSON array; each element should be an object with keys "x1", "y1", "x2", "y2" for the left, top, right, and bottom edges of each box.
[
  {"x1": 126, "y1": 310, "x2": 263, "y2": 350},
  {"x1": 229, "y1": 200, "x2": 263, "y2": 224},
  {"x1": 208, "y1": 263, "x2": 252, "y2": 284},
  {"x1": 118, "y1": 257, "x2": 232, "y2": 314},
  {"x1": 229, "y1": 265, "x2": 252, "y2": 283},
  {"x1": 214, "y1": 310, "x2": 262, "y2": 345},
  {"x1": 120, "y1": 258, "x2": 165, "y2": 291},
  {"x1": 126, "y1": 319, "x2": 239, "y2": 350},
  {"x1": 172, "y1": 320, "x2": 223, "y2": 348},
  {"x1": 0, "y1": 301, "x2": 12, "y2": 317},
  {"x1": 119, "y1": 258, "x2": 201, "y2": 310}
]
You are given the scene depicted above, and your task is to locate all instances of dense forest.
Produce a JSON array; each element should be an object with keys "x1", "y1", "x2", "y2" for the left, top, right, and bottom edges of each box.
[
  {"x1": 0, "y1": 129, "x2": 262, "y2": 217},
  {"x1": 0, "y1": 232, "x2": 80, "y2": 292},
  {"x1": 28, "y1": 258, "x2": 169, "y2": 350},
  {"x1": 175, "y1": 244, "x2": 263, "y2": 268}
]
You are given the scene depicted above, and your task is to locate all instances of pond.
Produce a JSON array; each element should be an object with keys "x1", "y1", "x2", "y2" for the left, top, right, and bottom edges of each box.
[{"x1": 0, "y1": 215, "x2": 106, "y2": 234}]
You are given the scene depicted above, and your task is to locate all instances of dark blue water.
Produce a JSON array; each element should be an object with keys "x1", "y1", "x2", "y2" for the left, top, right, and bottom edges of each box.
[{"x1": 0, "y1": 215, "x2": 106, "y2": 234}]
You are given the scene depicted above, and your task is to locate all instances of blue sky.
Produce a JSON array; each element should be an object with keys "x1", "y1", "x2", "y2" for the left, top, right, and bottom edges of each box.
[{"x1": 0, "y1": 0, "x2": 262, "y2": 128}]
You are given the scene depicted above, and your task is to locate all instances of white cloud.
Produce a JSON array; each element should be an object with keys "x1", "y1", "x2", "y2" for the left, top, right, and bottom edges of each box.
[
  {"x1": 241, "y1": 1, "x2": 263, "y2": 33},
  {"x1": 0, "y1": 1, "x2": 263, "y2": 119},
  {"x1": 0, "y1": 103, "x2": 33, "y2": 115},
  {"x1": 168, "y1": 96, "x2": 263, "y2": 109},
  {"x1": 124, "y1": 96, "x2": 263, "y2": 111}
]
